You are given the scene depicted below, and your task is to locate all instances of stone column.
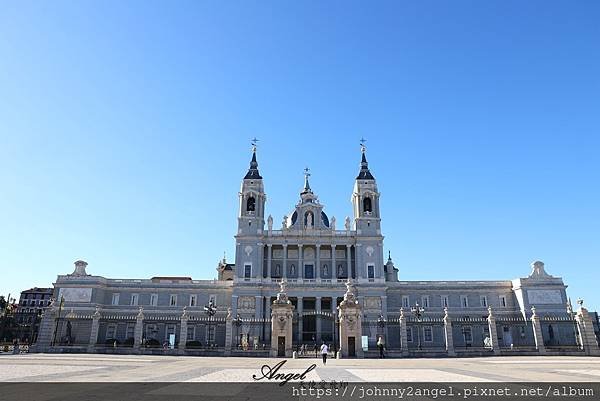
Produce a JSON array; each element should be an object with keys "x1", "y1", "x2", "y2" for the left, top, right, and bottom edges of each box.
[
  {"x1": 134, "y1": 307, "x2": 144, "y2": 351},
  {"x1": 297, "y1": 296, "x2": 303, "y2": 343},
  {"x1": 282, "y1": 244, "x2": 288, "y2": 279},
  {"x1": 225, "y1": 307, "x2": 233, "y2": 356},
  {"x1": 331, "y1": 244, "x2": 337, "y2": 279},
  {"x1": 316, "y1": 296, "x2": 322, "y2": 342},
  {"x1": 346, "y1": 244, "x2": 352, "y2": 279},
  {"x1": 399, "y1": 308, "x2": 409, "y2": 356},
  {"x1": 315, "y1": 244, "x2": 321, "y2": 280},
  {"x1": 487, "y1": 306, "x2": 501, "y2": 355},
  {"x1": 298, "y1": 244, "x2": 303, "y2": 279},
  {"x1": 338, "y1": 281, "x2": 364, "y2": 358},
  {"x1": 530, "y1": 306, "x2": 546, "y2": 354},
  {"x1": 576, "y1": 305, "x2": 600, "y2": 356},
  {"x1": 267, "y1": 244, "x2": 273, "y2": 278},
  {"x1": 178, "y1": 307, "x2": 188, "y2": 353},
  {"x1": 270, "y1": 282, "x2": 294, "y2": 357},
  {"x1": 87, "y1": 306, "x2": 101, "y2": 352}
]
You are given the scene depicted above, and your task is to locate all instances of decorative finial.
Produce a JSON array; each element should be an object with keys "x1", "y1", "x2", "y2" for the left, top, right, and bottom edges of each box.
[
  {"x1": 251, "y1": 137, "x2": 259, "y2": 152},
  {"x1": 388, "y1": 250, "x2": 392, "y2": 261},
  {"x1": 302, "y1": 167, "x2": 312, "y2": 192},
  {"x1": 360, "y1": 137, "x2": 367, "y2": 153}
]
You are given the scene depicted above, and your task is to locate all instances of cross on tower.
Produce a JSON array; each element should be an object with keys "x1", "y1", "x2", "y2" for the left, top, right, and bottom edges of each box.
[
  {"x1": 303, "y1": 166, "x2": 311, "y2": 179},
  {"x1": 251, "y1": 137, "x2": 259, "y2": 151},
  {"x1": 360, "y1": 137, "x2": 367, "y2": 152}
]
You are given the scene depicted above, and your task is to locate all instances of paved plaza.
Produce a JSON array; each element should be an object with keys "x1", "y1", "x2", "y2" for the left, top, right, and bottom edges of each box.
[{"x1": 1, "y1": 354, "x2": 599, "y2": 382}]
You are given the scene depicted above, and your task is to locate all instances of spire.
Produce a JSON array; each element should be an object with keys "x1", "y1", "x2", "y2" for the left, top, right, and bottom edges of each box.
[
  {"x1": 243, "y1": 139, "x2": 262, "y2": 179},
  {"x1": 357, "y1": 138, "x2": 375, "y2": 180},
  {"x1": 301, "y1": 167, "x2": 312, "y2": 194}
]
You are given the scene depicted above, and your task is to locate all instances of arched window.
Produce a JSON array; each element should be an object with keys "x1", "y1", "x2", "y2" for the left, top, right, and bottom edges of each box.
[
  {"x1": 363, "y1": 197, "x2": 372, "y2": 213},
  {"x1": 246, "y1": 196, "x2": 256, "y2": 212}
]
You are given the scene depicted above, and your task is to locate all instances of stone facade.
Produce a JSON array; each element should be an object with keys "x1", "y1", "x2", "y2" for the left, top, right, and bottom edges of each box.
[{"x1": 32, "y1": 145, "x2": 599, "y2": 357}]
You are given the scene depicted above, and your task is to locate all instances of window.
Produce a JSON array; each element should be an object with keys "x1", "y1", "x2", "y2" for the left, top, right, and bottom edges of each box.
[
  {"x1": 111, "y1": 293, "x2": 120, "y2": 306},
  {"x1": 187, "y1": 326, "x2": 195, "y2": 341},
  {"x1": 150, "y1": 294, "x2": 158, "y2": 306},
  {"x1": 499, "y1": 295, "x2": 507, "y2": 308},
  {"x1": 461, "y1": 295, "x2": 469, "y2": 308},
  {"x1": 480, "y1": 296, "x2": 488, "y2": 308},
  {"x1": 402, "y1": 296, "x2": 410, "y2": 308},
  {"x1": 146, "y1": 324, "x2": 158, "y2": 339},
  {"x1": 406, "y1": 327, "x2": 413, "y2": 342},
  {"x1": 165, "y1": 324, "x2": 176, "y2": 342},
  {"x1": 246, "y1": 196, "x2": 255, "y2": 212},
  {"x1": 363, "y1": 197, "x2": 372, "y2": 213},
  {"x1": 189, "y1": 295, "x2": 197, "y2": 307},
  {"x1": 106, "y1": 324, "x2": 117, "y2": 339},
  {"x1": 367, "y1": 264, "x2": 375, "y2": 279},
  {"x1": 169, "y1": 295, "x2": 177, "y2": 306},
  {"x1": 424, "y1": 326, "x2": 433, "y2": 342},
  {"x1": 244, "y1": 264, "x2": 252, "y2": 278},
  {"x1": 126, "y1": 324, "x2": 135, "y2": 339},
  {"x1": 304, "y1": 264, "x2": 314, "y2": 279},
  {"x1": 462, "y1": 326, "x2": 473, "y2": 344},
  {"x1": 207, "y1": 325, "x2": 215, "y2": 344},
  {"x1": 421, "y1": 296, "x2": 430, "y2": 308},
  {"x1": 441, "y1": 295, "x2": 449, "y2": 308},
  {"x1": 130, "y1": 294, "x2": 139, "y2": 306}
]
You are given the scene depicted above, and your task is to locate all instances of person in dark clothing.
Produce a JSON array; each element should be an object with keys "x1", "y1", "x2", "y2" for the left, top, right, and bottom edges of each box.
[{"x1": 377, "y1": 336, "x2": 385, "y2": 358}]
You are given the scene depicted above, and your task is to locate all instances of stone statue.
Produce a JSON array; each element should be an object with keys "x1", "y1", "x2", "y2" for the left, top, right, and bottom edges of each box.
[
  {"x1": 306, "y1": 212, "x2": 313, "y2": 228},
  {"x1": 331, "y1": 216, "x2": 336, "y2": 230},
  {"x1": 275, "y1": 264, "x2": 281, "y2": 276},
  {"x1": 279, "y1": 280, "x2": 288, "y2": 294},
  {"x1": 345, "y1": 216, "x2": 351, "y2": 231},
  {"x1": 267, "y1": 215, "x2": 273, "y2": 232},
  {"x1": 338, "y1": 264, "x2": 343, "y2": 277},
  {"x1": 227, "y1": 307, "x2": 232, "y2": 319},
  {"x1": 290, "y1": 264, "x2": 295, "y2": 275},
  {"x1": 323, "y1": 264, "x2": 328, "y2": 276},
  {"x1": 282, "y1": 215, "x2": 287, "y2": 229}
]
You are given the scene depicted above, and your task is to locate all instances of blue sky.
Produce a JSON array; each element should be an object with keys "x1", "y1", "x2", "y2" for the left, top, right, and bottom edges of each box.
[{"x1": 1, "y1": 1, "x2": 599, "y2": 308}]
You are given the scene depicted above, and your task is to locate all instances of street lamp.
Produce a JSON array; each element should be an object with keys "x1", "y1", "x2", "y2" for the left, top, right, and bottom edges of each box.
[
  {"x1": 203, "y1": 300, "x2": 217, "y2": 347},
  {"x1": 233, "y1": 313, "x2": 242, "y2": 349},
  {"x1": 411, "y1": 302, "x2": 425, "y2": 350},
  {"x1": 51, "y1": 295, "x2": 65, "y2": 346}
]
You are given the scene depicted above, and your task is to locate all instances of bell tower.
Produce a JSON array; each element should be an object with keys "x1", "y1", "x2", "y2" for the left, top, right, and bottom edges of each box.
[
  {"x1": 352, "y1": 140, "x2": 385, "y2": 282},
  {"x1": 235, "y1": 140, "x2": 266, "y2": 280},
  {"x1": 352, "y1": 141, "x2": 381, "y2": 235}
]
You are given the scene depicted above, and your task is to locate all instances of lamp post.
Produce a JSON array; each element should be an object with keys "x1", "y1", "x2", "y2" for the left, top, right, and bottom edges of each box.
[
  {"x1": 203, "y1": 300, "x2": 217, "y2": 347},
  {"x1": 233, "y1": 313, "x2": 242, "y2": 349},
  {"x1": 51, "y1": 295, "x2": 64, "y2": 346},
  {"x1": 333, "y1": 308, "x2": 340, "y2": 355},
  {"x1": 411, "y1": 302, "x2": 425, "y2": 350}
]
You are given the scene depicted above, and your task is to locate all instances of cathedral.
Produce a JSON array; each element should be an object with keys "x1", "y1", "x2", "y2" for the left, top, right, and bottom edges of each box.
[{"x1": 32, "y1": 145, "x2": 600, "y2": 358}]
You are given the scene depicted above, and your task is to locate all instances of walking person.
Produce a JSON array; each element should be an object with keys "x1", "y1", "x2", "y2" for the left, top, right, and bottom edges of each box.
[
  {"x1": 320, "y1": 341, "x2": 329, "y2": 365},
  {"x1": 377, "y1": 336, "x2": 385, "y2": 358},
  {"x1": 314, "y1": 343, "x2": 318, "y2": 358}
]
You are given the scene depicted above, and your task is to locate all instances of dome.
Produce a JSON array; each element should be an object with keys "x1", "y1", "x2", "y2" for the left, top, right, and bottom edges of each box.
[{"x1": 321, "y1": 211, "x2": 329, "y2": 227}]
